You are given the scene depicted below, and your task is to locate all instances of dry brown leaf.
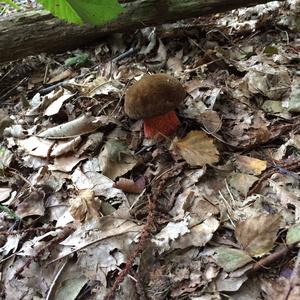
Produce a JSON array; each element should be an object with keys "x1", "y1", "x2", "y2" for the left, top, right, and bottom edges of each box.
[
  {"x1": 16, "y1": 190, "x2": 45, "y2": 218},
  {"x1": 48, "y1": 68, "x2": 73, "y2": 84},
  {"x1": 69, "y1": 189, "x2": 100, "y2": 222},
  {"x1": 235, "y1": 213, "x2": 281, "y2": 257},
  {"x1": 50, "y1": 137, "x2": 82, "y2": 157},
  {"x1": 229, "y1": 172, "x2": 258, "y2": 196},
  {"x1": 113, "y1": 177, "x2": 145, "y2": 194},
  {"x1": 38, "y1": 115, "x2": 104, "y2": 139},
  {"x1": 18, "y1": 136, "x2": 55, "y2": 158},
  {"x1": 99, "y1": 139, "x2": 139, "y2": 180},
  {"x1": 199, "y1": 110, "x2": 222, "y2": 133},
  {"x1": 171, "y1": 130, "x2": 219, "y2": 166},
  {"x1": 44, "y1": 90, "x2": 74, "y2": 116},
  {"x1": 235, "y1": 155, "x2": 267, "y2": 175},
  {"x1": 50, "y1": 155, "x2": 87, "y2": 172}
]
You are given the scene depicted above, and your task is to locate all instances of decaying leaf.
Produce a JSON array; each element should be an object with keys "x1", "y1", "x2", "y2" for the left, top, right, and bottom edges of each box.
[
  {"x1": 216, "y1": 272, "x2": 248, "y2": 292},
  {"x1": 50, "y1": 137, "x2": 82, "y2": 157},
  {"x1": 0, "y1": 187, "x2": 12, "y2": 202},
  {"x1": 18, "y1": 136, "x2": 55, "y2": 158},
  {"x1": 0, "y1": 145, "x2": 13, "y2": 168},
  {"x1": 59, "y1": 217, "x2": 142, "y2": 285},
  {"x1": 113, "y1": 177, "x2": 145, "y2": 194},
  {"x1": 235, "y1": 213, "x2": 281, "y2": 257},
  {"x1": 0, "y1": 110, "x2": 13, "y2": 136},
  {"x1": 171, "y1": 216, "x2": 219, "y2": 249},
  {"x1": 99, "y1": 139, "x2": 139, "y2": 180},
  {"x1": 286, "y1": 223, "x2": 300, "y2": 245},
  {"x1": 214, "y1": 247, "x2": 252, "y2": 272},
  {"x1": 71, "y1": 166, "x2": 127, "y2": 203},
  {"x1": 44, "y1": 90, "x2": 74, "y2": 116},
  {"x1": 171, "y1": 131, "x2": 219, "y2": 166},
  {"x1": 235, "y1": 155, "x2": 267, "y2": 175},
  {"x1": 199, "y1": 110, "x2": 222, "y2": 133},
  {"x1": 16, "y1": 190, "x2": 45, "y2": 218},
  {"x1": 152, "y1": 217, "x2": 190, "y2": 253},
  {"x1": 69, "y1": 189, "x2": 101, "y2": 222},
  {"x1": 38, "y1": 115, "x2": 104, "y2": 138},
  {"x1": 229, "y1": 172, "x2": 258, "y2": 196}
]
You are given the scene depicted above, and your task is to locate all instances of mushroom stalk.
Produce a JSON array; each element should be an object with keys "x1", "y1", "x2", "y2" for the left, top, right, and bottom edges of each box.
[{"x1": 143, "y1": 110, "x2": 180, "y2": 139}]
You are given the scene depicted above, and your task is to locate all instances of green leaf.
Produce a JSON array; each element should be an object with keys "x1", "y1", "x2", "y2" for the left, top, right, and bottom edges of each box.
[
  {"x1": 1, "y1": 0, "x2": 20, "y2": 9},
  {"x1": 64, "y1": 52, "x2": 89, "y2": 67},
  {"x1": 37, "y1": 0, "x2": 123, "y2": 25},
  {"x1": 214, "y1": 247, "x2": 252, "y2": 272},
  {"x1": 0, "y1": 204, "x2": 22, "y2": 221}
]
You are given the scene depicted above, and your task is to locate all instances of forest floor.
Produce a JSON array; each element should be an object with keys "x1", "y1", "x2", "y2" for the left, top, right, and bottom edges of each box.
[{"x1": 0, "y1": 1, "x2": 300, "y2": 299}]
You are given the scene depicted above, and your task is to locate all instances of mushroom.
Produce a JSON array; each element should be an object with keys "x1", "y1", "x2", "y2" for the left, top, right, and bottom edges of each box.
[{"x1": 124, "y1": 74, "x2": 186, "y2": 139}]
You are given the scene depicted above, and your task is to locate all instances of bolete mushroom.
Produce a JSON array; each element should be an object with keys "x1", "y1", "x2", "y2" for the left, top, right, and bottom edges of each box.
[{"x1": 124, "y1": 74, "x2": 186, "y2": 139}]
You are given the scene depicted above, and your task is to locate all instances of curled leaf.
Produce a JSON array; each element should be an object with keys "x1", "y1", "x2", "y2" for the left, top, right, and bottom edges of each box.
[{"x1": 113, "y1": 177, "x2": 145, "y2": 194}]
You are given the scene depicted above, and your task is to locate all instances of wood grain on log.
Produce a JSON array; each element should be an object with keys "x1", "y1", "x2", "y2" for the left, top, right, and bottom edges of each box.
[{"x1": 0, "y1": 0, "x2": 280, "y2": 63}]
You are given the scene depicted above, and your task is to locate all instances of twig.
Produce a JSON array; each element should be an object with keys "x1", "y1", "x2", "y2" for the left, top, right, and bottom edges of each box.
[
  {"x1": 15, "y1": 226, "x2": 74, "y2": 277},
  {"x1": 104, "y1": 164, "x2": 183, "y2": 300},
  {"x1": 248, "y1": 159, "x2": 300, "y2": 195},
  {"x1": 45, "y1": 258, "x2": 68, "y2": 300},
  {"x1": 112, "y1": 48, "x2": 137, "y2": 64},
  {"x1": 47, "y1": 228, "x2": 140, "y2": 265},
  {"x1": 8, "y1": 168, "x2": 36, "y2": 190},
  {"x1": 282, "y1": 248, "x2": 300, "y2": 300},
  {"x1": 250, "y1": 245, "x2": 293, "y2": 273},
  {"x1": 0, "y1": 225, "x2": 71, "y2": 236},
  {"x1": 104, "y1": 194, "x2": 156, "y2": 300}
]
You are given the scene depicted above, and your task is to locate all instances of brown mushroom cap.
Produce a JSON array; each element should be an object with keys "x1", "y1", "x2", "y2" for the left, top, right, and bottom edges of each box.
[{"x1": 124, "y1": 74, "x2": 186, "y2": 120}]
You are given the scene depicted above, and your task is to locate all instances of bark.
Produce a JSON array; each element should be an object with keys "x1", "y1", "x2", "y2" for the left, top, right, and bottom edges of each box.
[{"x1": 1, "y1": 0, "x2": 280, "y2": 63}]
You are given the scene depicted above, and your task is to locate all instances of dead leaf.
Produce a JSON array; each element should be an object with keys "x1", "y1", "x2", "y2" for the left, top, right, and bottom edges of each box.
[
  {"x1": 113, "y1": 177, "x2": 145, "y2": 194},
  {"x1": 199, "y1": 110, "x2": 222, "y2": 133},
  {"x1": 235, "y1": 155, "x2": 267, "y2": 175},
  {"x1": 99, "y1": 139, "x2": 139, "y2": 180},
  {"x1": 166, "y1": 49, "x2": 183, "y2": 75},
  {"x1": 44, "y1": 90, "x2": 74, "y2": 116},
  {"x1": 286, "y1": 223, "x2": 300, "y2": 245},
  {"x1": 172, "y1": 216, "x2": 219, "y2": 249},
  {"x1": 50, "y1": 137, "x2": 82, "y2": 157},
  {"x1": 216, "y1": 272, "x2": 248, "y2": 292},
  {"x1": 235, "y1": 213, "x2": 281, "y2": 257},
  {"x1": 18, "y1": 136, "x2": 55, "y2": 158},
  {"x1": 71, "y1": 166, "x2": 127, "y2": 203},
  {"x1": 152, "y1": 217, "x2": 190, "y2": 253},
  {"x1": 0, "y1": 110, "x2": 13, "y2": 136},
  {"x1": 38, "y1": 115, "x2": 104, "y2": 139},
  {"x1": 69, "y1": 189, "x2": 101, "y2": 222},
  {"x1": 0, "y1": 145, "x2": 13, "y2": 168},
  {"x1": 50, "y1": 155, "x2": 87, "y2": 172},
  {"x1": 214, "y1": 247, "x2": 252, "y2": 272},
  {"x1": 16, "y1": 190, "x2": 45, "y2": 218},
  {"x1": 48, "y1": 69, "x2": 73, "y2": 84},
  {"x1": 0, "y1": 187, "x2": 12, "y2": 202},
  {"x1": 229, "y1": 172, "x2": 258, "y2": 196},
  {"x1": 171, "y1": 131, "x2": 219, "y2": 166}
]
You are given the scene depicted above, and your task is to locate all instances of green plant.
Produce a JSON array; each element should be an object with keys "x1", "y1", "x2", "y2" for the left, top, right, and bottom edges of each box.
[
  {"x1": 38, "y1": 0, "x2": 123, "y2": 25},
  {"x1": 1, "y1": 0, "x2": 20, "y2": 10}
]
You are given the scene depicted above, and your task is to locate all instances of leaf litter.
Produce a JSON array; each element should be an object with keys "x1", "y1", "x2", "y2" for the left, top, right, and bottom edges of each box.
[{"x1": 0, "y1": 1, "x2": 300, "y2": 299}]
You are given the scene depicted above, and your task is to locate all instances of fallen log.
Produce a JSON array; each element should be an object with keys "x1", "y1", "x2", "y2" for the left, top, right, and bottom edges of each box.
[{"x1": 1, "y1": 0, "x2": 281, "y2": 63}]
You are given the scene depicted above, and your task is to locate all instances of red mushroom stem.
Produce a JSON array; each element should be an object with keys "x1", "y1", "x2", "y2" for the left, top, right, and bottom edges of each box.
[{"x1": 143, "y1": 110, "x2": 180, "y2": 139}]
